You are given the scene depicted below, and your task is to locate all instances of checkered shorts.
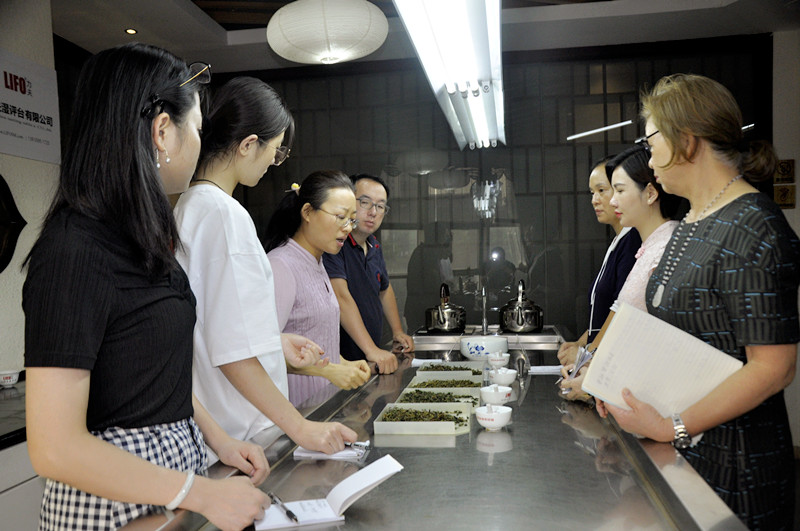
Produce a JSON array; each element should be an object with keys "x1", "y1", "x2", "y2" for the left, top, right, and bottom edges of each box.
[{"x1": 39, "y1": 417, "x2": 208, "y2": 531}]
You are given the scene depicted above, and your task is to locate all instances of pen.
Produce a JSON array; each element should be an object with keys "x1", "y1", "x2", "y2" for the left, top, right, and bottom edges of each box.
[
  {"x1": 268, "y1": 492, "x2": 298, "y2": 524},
  {"x1": 345, "y1": 440, "x2": 370, "y2": 448}
]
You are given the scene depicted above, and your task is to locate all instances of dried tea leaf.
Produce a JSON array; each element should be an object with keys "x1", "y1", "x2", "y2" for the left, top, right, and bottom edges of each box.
[
  {"x1": 398, "y1": 390, "x2": 478, "y2": 406},
  {"x1": 381, "y1": 407, "x2": 468, "y2": 426},
  {"x1": 410, "y1": 379, "x2": 481, "y2": 388},
  {"x1": 419, "y1": 364, "x2": 483, "y2": 375}
]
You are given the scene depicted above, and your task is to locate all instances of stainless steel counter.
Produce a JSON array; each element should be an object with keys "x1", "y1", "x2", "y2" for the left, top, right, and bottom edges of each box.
[{"x1": 133, "y1": 350, "x2": 744, "y2": 531}]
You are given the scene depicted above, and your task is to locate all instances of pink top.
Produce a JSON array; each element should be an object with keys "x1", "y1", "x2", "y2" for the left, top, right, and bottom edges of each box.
[
  {"x1": 614, "y1": 221, "x2": 678, "y2": 312},
  {"x1": 268, "y1": 238, "x2": 342, "y2": 406}
]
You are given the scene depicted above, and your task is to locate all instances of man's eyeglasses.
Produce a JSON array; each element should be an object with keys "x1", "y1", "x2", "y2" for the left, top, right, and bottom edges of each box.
[
  {"x1": 273, "y1": 145, "x2": 291, "y2": 167},
  {"x1": 635, "y1": 130, "x2": 659, "y2": 155},
  {"x1": 179, "y1": 62, "x2": 212, "y2": 87},
  {"x1": 357, "y1": 197, "x2": 390, "y2": 215},
  {"x1": 318, "y1": 208, "x2": 359, "y2": 230}
]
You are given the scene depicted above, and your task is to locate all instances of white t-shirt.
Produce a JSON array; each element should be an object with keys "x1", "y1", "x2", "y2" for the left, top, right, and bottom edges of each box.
[{"x1": 174, "y1": 185, "x2": 286, "y2": 443}]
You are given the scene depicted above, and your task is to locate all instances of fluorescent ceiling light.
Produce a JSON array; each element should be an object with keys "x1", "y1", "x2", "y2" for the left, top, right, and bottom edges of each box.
[
  {"x1": 566, "y1": 120, "x2": 633, "y2": 141},
  {"x1": 394, "y1": 0, "x2": 506, "y2": 150}
]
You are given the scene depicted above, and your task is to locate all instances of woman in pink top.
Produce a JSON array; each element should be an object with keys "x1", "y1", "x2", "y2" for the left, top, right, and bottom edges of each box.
[
  {"x1": 266, "y1": 171, "x2": 371, "y2": 406},
  {"x1": 561, "y1": 145, "x2": 685, "y2": 400}
]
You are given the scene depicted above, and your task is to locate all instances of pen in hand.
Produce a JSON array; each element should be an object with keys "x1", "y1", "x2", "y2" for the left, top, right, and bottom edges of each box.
[{"x1": 268, "y1": 491, "x2": 298, "y2": 524}]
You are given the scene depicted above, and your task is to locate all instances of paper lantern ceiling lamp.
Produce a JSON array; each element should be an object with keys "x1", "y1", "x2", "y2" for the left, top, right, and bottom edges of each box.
[{"x1": 267, "y1": 0, "x2": 389, "y2": 65}]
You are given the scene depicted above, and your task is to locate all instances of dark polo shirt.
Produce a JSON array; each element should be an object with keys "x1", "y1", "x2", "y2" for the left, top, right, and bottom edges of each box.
[{"x1": 323, "y1": 233, "x2": 389, "y2": 361}]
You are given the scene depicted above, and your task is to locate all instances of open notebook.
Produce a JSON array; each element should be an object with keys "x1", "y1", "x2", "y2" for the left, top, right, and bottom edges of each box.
[
  {"x1": 255, "y1": 455, "x2": 403, "y2": 529},
  {"x1": 581, "y1": 302, "x2": 743, "y2": 416}
]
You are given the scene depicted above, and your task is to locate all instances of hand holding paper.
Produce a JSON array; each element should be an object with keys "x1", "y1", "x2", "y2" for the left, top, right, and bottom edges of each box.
[
  {"x1": 603, "y1": 388, "x2": 677, "y2": 442},
  {"x1": 581, "y1": 303, "x2": 743, "y2": 417}
]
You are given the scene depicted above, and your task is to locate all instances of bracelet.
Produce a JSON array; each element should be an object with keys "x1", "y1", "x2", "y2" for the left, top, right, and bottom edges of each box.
[{"x1": 165, "y1": 471, "x2": 195, "y2": 511}]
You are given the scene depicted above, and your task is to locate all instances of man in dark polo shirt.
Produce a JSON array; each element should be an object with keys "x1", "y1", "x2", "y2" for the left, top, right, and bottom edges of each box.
[{"x1": 323, "y1": 174, "x2": 415, "y2": 374}]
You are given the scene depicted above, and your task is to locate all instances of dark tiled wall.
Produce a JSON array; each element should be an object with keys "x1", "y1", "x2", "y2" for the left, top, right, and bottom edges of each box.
[{"x1": 226, "y1": 35, "x2": 774, "y2": 340}]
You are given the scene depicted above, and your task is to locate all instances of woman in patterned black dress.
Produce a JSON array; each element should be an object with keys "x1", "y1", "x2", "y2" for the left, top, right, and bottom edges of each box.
[{"x1": 598, "y1": 74, "x2": 799, "y2": 530}]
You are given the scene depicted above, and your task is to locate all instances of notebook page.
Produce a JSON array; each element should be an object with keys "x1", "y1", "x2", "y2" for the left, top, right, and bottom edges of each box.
[
  {"x1": 255, "y1": 499, "x2": 343, "y2": 530},
  {"x1": 581, "y1": 302, "x2": 743, "y2": 416},
  {"x1": 326, "y1": 455, "x2": 404, "y2": 515}
]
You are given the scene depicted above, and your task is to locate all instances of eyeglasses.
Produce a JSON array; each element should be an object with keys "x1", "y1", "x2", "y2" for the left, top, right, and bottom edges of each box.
[
  {"x1": 635, "y1": 130, "x2": 659, "y2": 155},
  {"x1": 141, "y1": 62, "x2": 211, "y2": 118},
  {"x1": 179, "y1": 62, "x2": 212, "y2": 87},
  {"x1": 318, "y1": 208, "x2": 359, "y2": 229},
  {"x1": 273, "y1": 145, "x2": 291, "y2": 166},
  {"x1": 357, "y1": 197, "x2": 390, "y2": 215}
]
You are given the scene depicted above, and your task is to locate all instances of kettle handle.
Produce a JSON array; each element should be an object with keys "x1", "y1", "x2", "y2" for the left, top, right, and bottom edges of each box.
[
  {"x1": 515, "y1": 280, "x2": 526, "y2": 326},
  {"x1": 440, "y1": 283, "x2": 450, "y2": 300}
]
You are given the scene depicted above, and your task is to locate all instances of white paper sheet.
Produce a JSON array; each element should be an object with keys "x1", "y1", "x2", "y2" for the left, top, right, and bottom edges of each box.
[{"x1": 582, "y1": 303, "x2": 743, "y2": 416}]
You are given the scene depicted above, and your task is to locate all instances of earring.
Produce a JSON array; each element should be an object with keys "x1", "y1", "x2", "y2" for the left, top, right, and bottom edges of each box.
[{"x1": 155, "y1": 149, "x2": 170, "y2": 169}]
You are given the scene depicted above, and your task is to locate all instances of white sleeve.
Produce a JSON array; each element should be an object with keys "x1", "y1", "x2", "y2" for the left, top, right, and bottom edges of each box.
[{"x1": 179, "y1": 195, "x2": 282, "y2": 368}]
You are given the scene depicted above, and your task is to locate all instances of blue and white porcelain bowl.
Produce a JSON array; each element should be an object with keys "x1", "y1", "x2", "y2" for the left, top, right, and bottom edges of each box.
[{"x1": 459, "y1": 336, "x2": 508, "y2": 361}]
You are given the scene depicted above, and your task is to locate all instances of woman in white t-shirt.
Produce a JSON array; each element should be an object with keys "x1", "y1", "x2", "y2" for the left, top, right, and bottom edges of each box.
[
  {"x1": 560, "y1": 144, "x2": 685, "y2": 400},
  {"x1": 174, "y1": 77, "x2": 357, "y2": 454}
]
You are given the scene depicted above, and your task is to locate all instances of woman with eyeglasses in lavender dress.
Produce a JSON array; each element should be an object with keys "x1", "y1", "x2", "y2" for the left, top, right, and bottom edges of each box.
[{"x1": 264, "y1": 171, "x2": 372, "y2": 407}]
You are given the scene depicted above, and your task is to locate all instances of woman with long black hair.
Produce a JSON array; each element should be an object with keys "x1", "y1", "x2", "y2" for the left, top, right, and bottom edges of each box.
[{"x1": 23, "y1": 43, "x2": 269, "y2": 531}]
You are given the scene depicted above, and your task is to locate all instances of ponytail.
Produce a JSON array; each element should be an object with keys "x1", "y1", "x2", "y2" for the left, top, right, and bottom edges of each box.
[
  {"x1": 264, "y1": 170, "x2": 354, "y2": 253},
  {"x1": 264, "y1": 191, "x2": 302, "y2": 252}
]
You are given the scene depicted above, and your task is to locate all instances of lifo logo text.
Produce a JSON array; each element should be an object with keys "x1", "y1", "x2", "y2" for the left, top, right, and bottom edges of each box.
[{"x1": 3, "y1": 71, "x2": 33, "y2": 96}]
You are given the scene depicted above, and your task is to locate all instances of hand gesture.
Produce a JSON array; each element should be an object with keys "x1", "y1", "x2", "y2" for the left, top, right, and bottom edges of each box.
[
  {"x1": 324, "y1": 360, "x2": 371, "y2": 390},
  {"x1": 281, "y1": 333, "x2": 327, "y2": 369},
  {"x1": 367, "y1": 348, "x2": 399, "y2": 374},
  {"x1": 295, "y1": 420, "x2": 357, "y2": 454},
  {"x1": 213, "y1": 435, "x2": 270, "y2": 486},
  {"x1": 392, "y1": 332, "x2": 415, "y2": 354},
  {"x1": 187, "y1": 475, "x2": 270, "y2": 531},
  {"x1": 557, "y1": 342, "x2": 579, "y2": 366},
  {"x1": 559, "y1": 364, "x2": 591, "y2": 402},
  {"x1": 604, "y1": 388, "x2": 673, "y2": 442}
]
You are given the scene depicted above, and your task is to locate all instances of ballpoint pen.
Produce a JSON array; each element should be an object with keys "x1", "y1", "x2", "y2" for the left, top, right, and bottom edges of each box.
[{"x1": 268, "y1": 492, "x2": 298, "y2": 524}]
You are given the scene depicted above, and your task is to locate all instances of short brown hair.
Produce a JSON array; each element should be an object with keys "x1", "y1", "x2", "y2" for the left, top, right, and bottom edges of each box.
[{"x1": 640, "y1": 74, "x2": 776, "y2": 182}]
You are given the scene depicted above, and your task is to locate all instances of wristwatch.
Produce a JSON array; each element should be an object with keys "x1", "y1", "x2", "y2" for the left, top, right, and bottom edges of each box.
[{"x1": 671, "y1": 414, "x2": 691, "y2": 449}]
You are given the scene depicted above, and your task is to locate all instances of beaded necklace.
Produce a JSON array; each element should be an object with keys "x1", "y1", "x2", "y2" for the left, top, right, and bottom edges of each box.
[{"x1": 652, "y1": 174, "x2": 742, "y2": 308}]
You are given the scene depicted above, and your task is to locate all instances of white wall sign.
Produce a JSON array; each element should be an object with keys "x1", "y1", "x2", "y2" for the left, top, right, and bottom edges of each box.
[{"x1": 0, "y1": 46, "x2": 60, "y2": 164}]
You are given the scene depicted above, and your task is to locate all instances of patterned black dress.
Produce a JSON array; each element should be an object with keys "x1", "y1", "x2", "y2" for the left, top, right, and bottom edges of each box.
[{"x1": 646, "y1": 193, "x2": 799, "y2": 530}]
